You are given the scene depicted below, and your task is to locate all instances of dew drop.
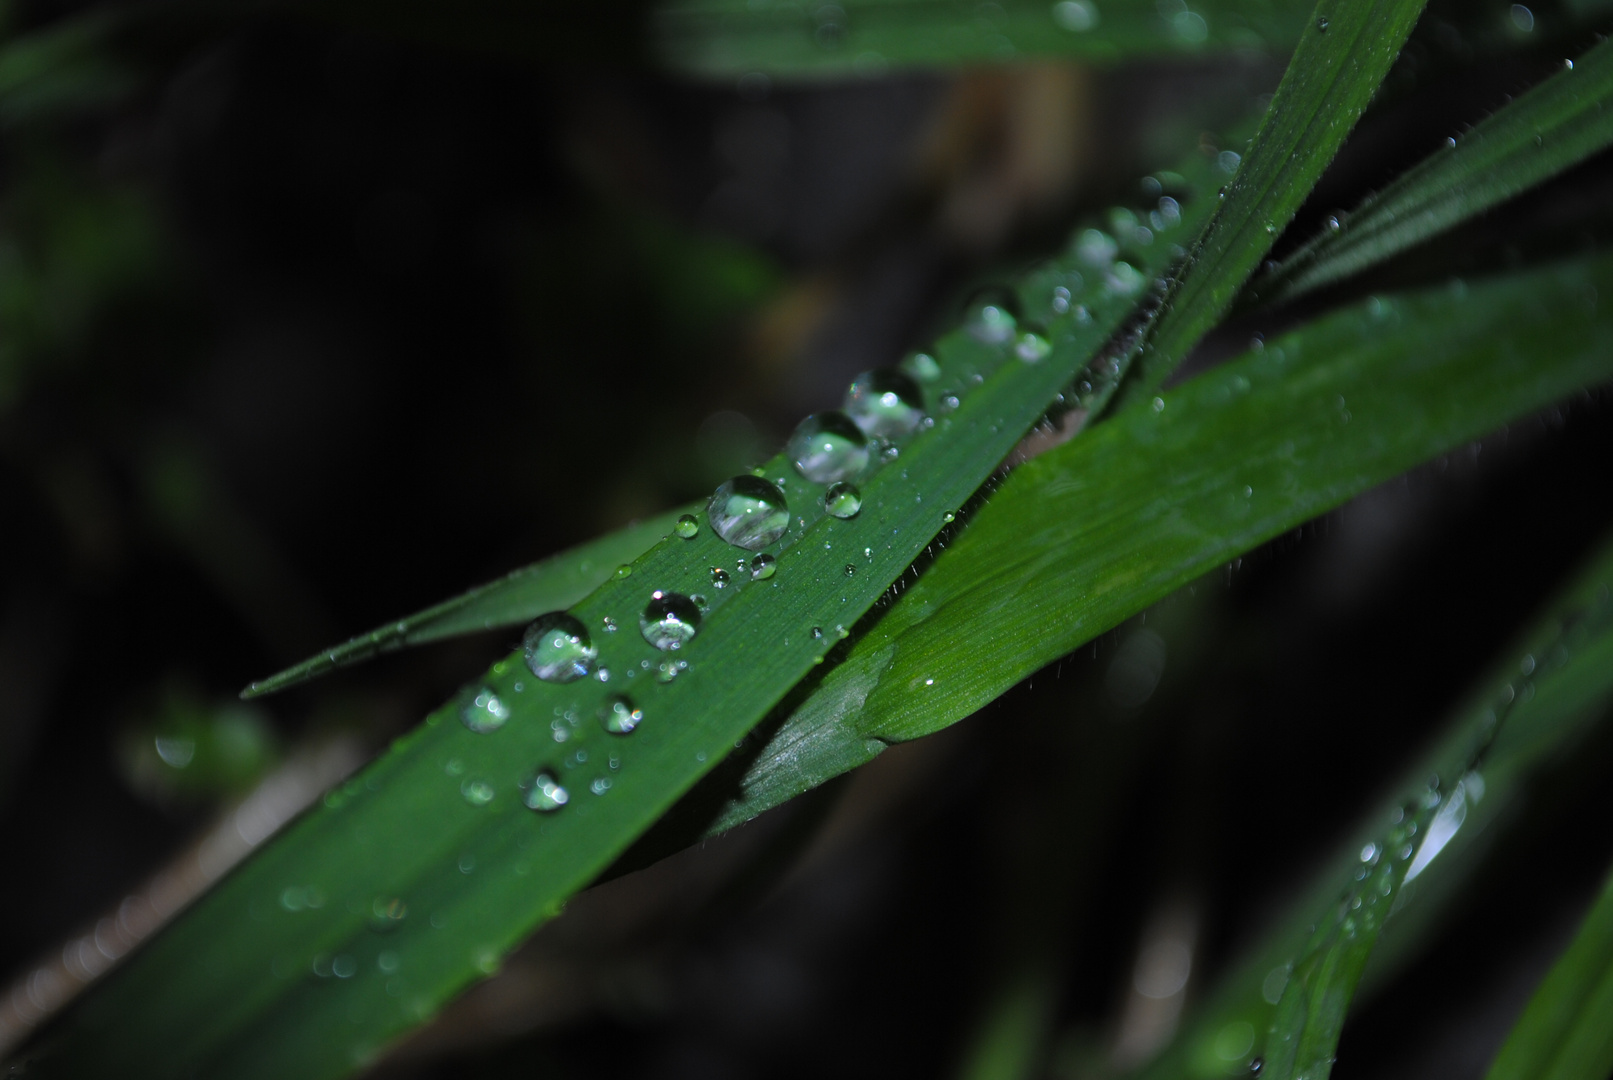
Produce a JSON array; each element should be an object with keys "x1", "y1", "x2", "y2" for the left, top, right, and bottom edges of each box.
[
  {"x1": 845, "y1": 369, "x2": 926, "y2": 439},
  {"x1": 707, "y1": 476, "x2": 790, "y2": 550},
  {"x1": 641, "y1": 591, "x2": 702, "y2": 651},
  {"x1": 458, "y1": 687, "x2": 510, "y2": 734},
  {"x1": 844, "y1": 564, "x2": 856, "y2": 577},
  {"x1": 522, "y1": 612, "x2": 596, "y2": 683},
  {"x1": 710, "y1": 567, "x2": 731, "y2": 589},
  {"x1": 811, "y1": 626, "x2": 824, "y2": 639},
  {"x1": 787, "y1": 411, "x2": 870, "y2": 483},
  {"x1": 1014, "y1": 331, "x2": 1052, "y2": 364},
  {"x1": 598, "y1": 694, "x2": 642, "y2": 735},
  {"x1": 1051, "y1": 0, "x2": 1098, "y2": 31},
  {"x1": 824, "y1": 482, "x2": 862, "y2": 519},
  {"x1": 1075, "y1": 228, "x2": 1118, "y2": 267},
  {"x1": 461, "y1": 779, "x2": 495, "y2": 807},
  {"x1": 1316, "y1": 15, "x2": 1329, "y2": 31},
  {"x1": 674, "y1": 514, "x2": 699, "y2": 539},
  {"x1": 965, "y1": 300, "x2": 1018, "y2": 344},
  {"x1": 901, "y1": 351, "x2": 942, "y2": 382},
  {"x1": 524, "y1": 771, "x2": 568, "y2": 813},
  {"x1": 943, "y1": 510, "x2": 957, "y2": 523},
  {"x1": 750, "y1": 552, "x2": 777, "y2": 580},
  {"x1": 656, "y1": 659, "x2": 687, "y2": 683}
]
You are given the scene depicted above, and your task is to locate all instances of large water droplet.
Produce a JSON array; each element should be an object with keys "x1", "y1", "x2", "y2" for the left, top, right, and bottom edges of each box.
[
  {"x1": 641, "y1": 591, "x2": 702, "y2": 650},
  {"x1": 787, "y1": 411, "x2": 869, "y2": 483},
  {"x1": 750, "y1": 552, "x2": 777, "y2": 580},
  {"x1": 845, "y1": 369, "x2": 926, "y2": 439},
  {"x1": 674, "y1": 514, "x2": 699, "y2": 539},
  {"x1": 707, "y1": 475, "x2": 790, "y2": 550},
  {"x1": 458, "y1": 687, "x2": 510, "y2": 734},
  {"x1": 523, "y1": 613, "x2": 596, "y2": 683},
  {"x1": 824, "y1": 482, "x2": 862, "y2": 519},
  {"x1": 598, "y1": 694, "x2": 642, "y2": 735},
  {"x1": 524, "y1": 770, "x2": 568, "y2": 813}
]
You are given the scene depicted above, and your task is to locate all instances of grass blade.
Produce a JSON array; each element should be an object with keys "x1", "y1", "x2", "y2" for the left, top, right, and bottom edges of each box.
[
  {"x1": 1485, "y1": 861, "x2": 1613, "y2": 1080},
  {"x1": 1114, "y1": 0, "x2": 1428, "y2": 410},
  {"x1": 704, "y1": 250, "x2": 1613, "y2": 836},
  {"x1": 241, "y1": 508, "x2": 690, "y2": 698},
  {"x1": 652, "y1": 0, "x2": 1313, "y2": 79},
  {"x1": 1262, "y1": 36, "x2": 1613, "y2": 303}
]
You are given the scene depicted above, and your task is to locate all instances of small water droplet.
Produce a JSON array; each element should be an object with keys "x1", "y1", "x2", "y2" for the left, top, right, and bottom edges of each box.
[
  {"x1": 966, "y1": 299, "x2": 1018, "y2": 344},
  {"x1": 615, "y1": 564, "x2": 633, "y2": 579},
  {"x1": 824, "y1": 482, "x2": 862, "y2": 518},
  {"x1": 1152, "y1": 396, "x2": 1166, "y2": 413},
  {"x1": 1325, "y1": 214, "x2": 1341, "y2": 233},
  {"x1": 1075, "y1": 228, "x2": 1119, "y2": 266},
  {"x1": 602, "y1": 615, "x2": 618, "y2": 633},
  {"x1": 901, "y1": 351, "x2": 942, "y2": 382},
  {"x1": 788, "y1": 411, "x2": 870, "y2": 483},
  {"x1": 656, "y1": 659, "x2": 687, "y2": 683},
  {"x1": 1051, "y1": 0, "x2": 1098, "y2": 31},
  {"x1": 461, "y1": 779, "x2": 495, "y2": 806},
  {"x1": 943, "y1": 510, "x2": 956, "y2": 523},
  {"x1": 708, "y1": 476, "x2": 790, "y2": 551},
  {"x1": 844, "y1": 564, "x2": 856, "y2": 577},
  {"x1": 522, "y1": 613, "x2": 597, "y2": 683},
  {"x1": 811, "y1": 626, "x2": 824, "y2": 639},
  {"x1": 1316, "y1": 15, "x2": 1329, "y2": 31},
  {"x1": 1013, "y1": 330, "x2": 1052, "y2": 364},
  {"x1": 590, "y1": 777, "x2": 612, "y2": 795},
  {"x1": 710, "y1": 567, "x2": 731, "y2": 589},
  {"x1": 940, "y1": 393, "x2": 961, "y2": 412},
  {"x1": 598, "y1": 694, "x2": 642, "y2": 735},
  {"x1": 458, "y1": 687, "x2": 510, "y2": 733},
  {"x1": 641, "y1": 591, "x2": 702, "y2": 651},
  {"x1": 524, "y1": 771, "x2": 568, "y2": 812},
  {"x1": 1510, "y1": 5, "x2": 1534, "y2": 32},
  {"x1": 749, "y1": 552, "x2": 777, "y2": 580},
  {"x1": 845, "y1": 369, "x2": 926, "y2": 439},
  {"x1": 674, "y1": 514, "x2": 699, "y2": 539},
  {"x1": 1217, "y1": 150, "x2": 1241, "y2": 175}
]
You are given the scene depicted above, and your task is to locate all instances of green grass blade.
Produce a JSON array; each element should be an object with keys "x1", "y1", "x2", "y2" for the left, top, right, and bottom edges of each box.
[
  {"x1": 652, "y1": 0, "x2": 1313, "y2": 79},
  {"x1": 1485, "y1": 862, "x2": 1613, "y2": 1080},
  {"x1": 25, "y1": 122, "x2": 1247, "y2": 1080},
  {"x1": 1128, "y1": 526, "x2": 1613, "y2": 1080},
  {"x1": 1263, "y1": 36, "x2": 1613, "y2": 303},
  {"x1": 1114, "y1": 0, "x2": 1427, "y2": 411},
  {"x1": 241, "y1": 508, "x2": 691, "y2": 698},
  {"x1": 704, "y1": 251, "x2": 1613, "y2": 836}
]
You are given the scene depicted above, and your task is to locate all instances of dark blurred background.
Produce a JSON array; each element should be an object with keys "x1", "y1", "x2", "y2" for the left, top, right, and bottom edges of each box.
[{"x1": 2, "y1": 1, "x2": 1613, "y2": 1076}]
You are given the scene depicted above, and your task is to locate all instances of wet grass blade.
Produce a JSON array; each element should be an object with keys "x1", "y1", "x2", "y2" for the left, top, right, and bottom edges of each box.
[
  {"x1": 241, "y1": 508, "x2": 689, "y2": 698},
  {"x1": 23, "y1": 115, "x2": 1251, "y2": 1080},
  {"x1": 652, "y1": 0, "x2": 1313, "y2": 78},
  {"x1": 702, "y1": 251, "x2": 1613, "y2": 836},
  {"x1": 1114, "y1": 0, "x2": 1428, "y2": 410},
  {"x1": 1261, "y1": 36, "x2": 1613, "y2": 303},
  {"x1": 1485, "y1": 861, "x2": 1613, "y2": 1080}
]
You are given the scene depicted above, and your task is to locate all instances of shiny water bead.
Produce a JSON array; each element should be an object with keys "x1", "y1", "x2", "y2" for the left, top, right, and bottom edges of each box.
[
  {"x1": 707, "y1": 475, "x2": 790, "y2": 550},
  {"x1": 524, "y1": 771, "x2": 568, "y2": 812},
  {"x1": 461, "y1": 779, "x2": 495, "y2": 807},
  {"x1": 522, "y1": 612, "x2": 596, "y2": 683},
  {"x1": 458, "y1": 687, "x2": 510, "y2": 734},
  {"x1": 845, "y1": 369, "x2": 926, "y2": 440},
  {"x1": 1075, "y1": 228, "x2": 1119, "y2": 266},
  {"x1": 1105, "y1": 261, "x2": 1147, "y2": 296},
  {"x1": 749, "y1": 553, "x2": 777, "y2": 580},
  {"x1": 787, "y1": 411, "x2": 869, "y2": 483},
  {"x1": 674, "y1": 514, "x2": 699, "y2": 539},
  {"x1": 1051, "y1": 0, "x2": 1097, "y2": 31},
  {"x1": 900, "y1": 351, "x2": 942, "y2": 382},
  {"x1": 1014, "y1": 331, "x2": 1052, "y2": 364},
  {"x1": 824, "y1": 482, "x2": 862, "y2": 519},
  {"x1": 641, "y1": 591, "x2": 702, "y2": 650},
  {"x1": 966, "y1": 300, "x2": 1018, "y2": 345},
  {"x1": 598, "y1": 694, "x2": 642, "y2": 735},
  {"x1": 710, "y1": 567, "x2": 731, "y2": 588}
]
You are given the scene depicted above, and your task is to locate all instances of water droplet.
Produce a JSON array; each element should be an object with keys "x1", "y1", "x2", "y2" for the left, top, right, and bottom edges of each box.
[
  {"x1": 966, "y1": 300, "x2": 1018, "y2": 344},
  {"x1": 524, "y1": 771, "x2": 568, "y2": 812},
  {"x1": 1105, "y1": 261, "x2": 1146, "y2": 296},
  {"x1": 787, "y1": 411, "x2": 870, "y2": 483},
  {"x1": 461, "y1": 779, "x2": 495, "y2": 806},
  {"x1": 824, "y1": 482, "x2": 862, "y2": 519},
  {"x1": 845, "y1": 369, "x2": 926, "y2": 439},
  {"x1": 1152, "y1": 396, "x2": 1166, "y2": 413},
  {"x1": 1051, "y1": 0, "x2": 1098, "y2": 31},
  {"x1": 641, "y1": 591, "x2": 702, "y2": 651},
  {"x1": 707, "y1": 476, "x2": 790, "y2": 550},
  {"x1": 615, "y1": 564, "x2": 633, "y2": 579},
  {"x1": 522, "y1": 613, "x2": 596, "y2": 683},
  {"x1": 1250, "y1": 1057, "x2": 1264, "y2": 1075},
  {"x1": 590, "y1": 777, "x2": 612, "y2": 795},
  {"x1": 1013, "y1": 331, "x2": 1052, "y2": 364},
  {"x1": 598, "y1": 694, "x2": 642, "y2": 735},
  {"x1": 458, "y1": 686, "x2": 510, "y2": 734},
  {"x1": 1217, "y1": 150, "x2": 1241, "y2": 175},
  {"x1": 844, "y1": 564, "x2": 856, "y2": 577},
  {"x1": 601, "y1": 616, "x2": 617, "y2": 633},
  {"x1": 656, "y1": 659, "x2": 687, "y2": 683},
  {"x1": 749, "y1": 552, "x2": 777, "y2": 580},
  {"x1": 674, "y1": 514, "x2": 699, "y2": 539},
  {"x1": 1172, "y1": 9, "x2": 1208, "y2": 42},
  {"x1": 940, "y1": 393, "x2": 961, "y2": 412},
  {"x1": 811, "y1": 626, "x2": 824, "y2": 639},
  {"x1": 710, "y1": 567, "x2": 731, "y2": 588},
  {"x1": 901, "y1": 351, "x2": 941, "y2": 382},
  {"x1": 1075, "y1": 228, "x2": 1118, "y2": 266},
  {"x1": 332, "y1": 954, "x2": 357, "y2": 979},
  {"x1": 1325, "y1": 214, "x2": 1342, "y2": 233},
  {"x1": 1510, "y1": 5, "x2": 1534, "y2": 32},
  {"x1": 1316, "y1": 15, "x2": 1329, "y2": 31},
  {"x1": 943, "y1": 510, "x2": 956, "y2": 523}
]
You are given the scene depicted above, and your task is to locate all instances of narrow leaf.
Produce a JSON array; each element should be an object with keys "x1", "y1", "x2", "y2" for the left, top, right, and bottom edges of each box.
[{"x1": 1264, "y1": 36, "x2": 1613, "y2": 302}]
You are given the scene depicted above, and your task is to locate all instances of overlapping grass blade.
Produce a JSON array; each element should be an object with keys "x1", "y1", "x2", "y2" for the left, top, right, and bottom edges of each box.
[
  {"x1": 1126, "y1": 529, "x2": 1613, "y2": 1080},
  {"x1": 1114, "y1": 0, "x2": 1428, "y2": 409},
  {"x1": 1485, "y1": 860, "x2": 1613, "y2": 1080},
  {"x1": 1261, "y1": 35, "x2": 1613, "y2": 303},
  {"x1": 242, "y1": 508, "x2": 689, "y2": 698},
  {"x1": 698, "y1": 250, "x2": 1613, "y2": 836},
  {"x1": 652, "y1": 0, "x2": 1312, "y2": 79}
]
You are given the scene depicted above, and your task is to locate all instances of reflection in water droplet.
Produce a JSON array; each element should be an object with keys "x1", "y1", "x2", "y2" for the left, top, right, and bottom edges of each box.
[
  {"x1": 674, "y1": 514, "x2": 699, "y2": 539},
  {"x1": 461, "y1": 779, "x2": 495, "y2": 807},
  {"x1": 524, "y1": 771, "x2": 568, "y2": 812},
  {"x1": 641, "y1": 591, "x2": 702, "y2": 650},
  {"x1": 599, "y1": 694, "x2": 642, "y2": 735},
  {"x1": 787, "y1": 412, "x2": 869, "y2": 483},
  {"x1": 459, "y1": 687, "x2": 510, "y2": 734},
  {"x1": 522, "y1": 613, "x2": 596, "y2": 683},
  {"x1": 708, "y1": 476, "x2": 790, "y2": 550},
  {"x1": 750, "y1": 553, "x2": 777, "y2": 580},
  {"x1": 824, "y1": 482, "x2": 862, "y2": 518},
  {"x1": 845, "y1": 369, "x2": 926, "y2": 439}
]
